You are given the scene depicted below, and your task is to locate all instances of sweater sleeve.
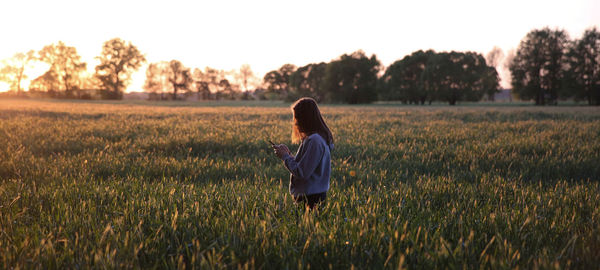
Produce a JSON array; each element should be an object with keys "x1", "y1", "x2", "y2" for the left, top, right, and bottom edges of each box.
[{"x1": 282, "y1": 138, "x2": 324, "y2": 180}]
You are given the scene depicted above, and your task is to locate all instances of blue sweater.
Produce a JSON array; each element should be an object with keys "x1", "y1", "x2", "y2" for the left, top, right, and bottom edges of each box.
[{"x1": 282, "y1": 133, "x2": 333, "y2": 196}]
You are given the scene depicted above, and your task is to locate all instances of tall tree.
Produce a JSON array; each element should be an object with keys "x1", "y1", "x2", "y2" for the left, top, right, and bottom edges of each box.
[
  {"x1": 509, "y1": 28, "x2": 569, "y2": 105},
  {"x1": 322, "y1": 51, "x2": 381, "y2": 104},
  {"x1": 143, "y1": 61, "x2": 193, "y2": 100},
  {"x1": 0, "y1": 50, "x2": 35, "y2": 95},
  {"x1": 566, "y1": 27, "x2": 600, "y2": 105},
  {"x1": 263, "y1": 64, "x2": 296, "y2": 98},
  {"x1": 380, "y1": 50, "x2": 434, "y2": 104},
  {"x1": 485, "y1": 46, "x2": 504, "y2": 101},
  {"x1": 486, "y1": 46, "x2": 504, "y2": 68},
  {"x1": 218, "y1": 78, "x2": 237, "y2": 100},
  {"x1": 166, "y1": 60, "x2": 192, "y2": 100},
  {"x1": 95, "y1": 38, "x2": 145, "y2": 99},
  {"x1": 38, "y1": 41, "x2": 87, "y2": 96},
  {"x1": 29, "y1": 70, "x2": 60, "y2": 96},
  {"x1": 289, "y1": 63, "x2": 327, "y2": 102},
  {"x1": 236, "y1": 64, "x2": 255, "y2": 92},
  {"x1": 143, "y1": 62, "x2": 167, "y2": 93},
  {"x1": 191, "y1": 68, "x2": 210, "y2": 100},
  {"x1": 482, "y1": 66, "x2": 501, "y2": 101},
  {"x1": 422, "y1": 51, "x2": 495, "y2": 105},
  {"x1": 190, "y1": 67, "x2": 229, "y2": 100}
]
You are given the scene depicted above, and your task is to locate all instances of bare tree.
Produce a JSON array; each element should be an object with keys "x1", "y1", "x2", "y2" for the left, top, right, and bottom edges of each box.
[
  {"x1": 191, "y1": 67, "x2": 232, "y2": 100},
  {"x1": 143, "y1": 62, "x2": 166, "y2": 93},
  {"x1": 0, "y1": 50, "x2": 35, "y2": 95},
  {"x1": 483, "y1": 47, "x2": 505, "y2": 101},
  {"x1": 503, "y1": 49, "x2": 516, "y2": 71},
  {"x1": 167, "y1": 60, "x2": 192, "y2": 100},
  {"x1": 236, "y1": 64, "x2": 256, "y2": 92},
  {"x1": 502, "y1": 48, "x2": 516, "y2": 98},
  {"x1": 143, "y1": 60, "x2": 192, "y2": 100},
  {"x1": 486, "y1": 46, "x2": 504, "y2": 68}
]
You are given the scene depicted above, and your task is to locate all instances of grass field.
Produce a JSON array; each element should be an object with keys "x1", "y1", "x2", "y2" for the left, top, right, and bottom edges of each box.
[{"x1": 1, "y1": 99, "x2": 599, "y2": 269}]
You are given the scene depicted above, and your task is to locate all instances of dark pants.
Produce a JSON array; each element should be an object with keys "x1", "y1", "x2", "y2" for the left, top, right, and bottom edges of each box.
[{"x1": 293, "y1": 192, "x2": 327, "y2": 209}]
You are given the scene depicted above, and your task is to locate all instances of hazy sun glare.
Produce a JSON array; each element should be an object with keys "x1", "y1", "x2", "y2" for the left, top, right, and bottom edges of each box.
[
  {"x1": 0, "y1": 62, "x2": 51, "y2": 92},
  {"x1": 0, "y1": 82, "x2": 10, "y2": 92}
]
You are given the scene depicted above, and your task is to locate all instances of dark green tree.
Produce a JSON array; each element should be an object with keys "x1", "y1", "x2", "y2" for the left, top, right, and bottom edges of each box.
[
  {"x1": 422, "y1": 51, "x2": 495, "y2": 105},
  {"x1": 509, "y1": 28, "x2": 569, "y2": 105},
  {"x1": 289, "y1": 62, "x2": 327, "y2": 102},
  {"x1": 218, "y1": 79, "x2": 238, "y2": 100},
  {"x1": 263, "y1": 64, "x2": 296, "y2": 99},
  {"x1": 380, "y1": 50, "x2": 434, "y2": 104},
  {"x1": 485, "y1": 46, "x2": 504, "y2": 101},
  {"x1": 95, "y1": 38, "x2": 145, "y2": 99},
  {"x1": 322, "y1": 51, "x2": 381, "y2": 103},
  {"x1": 482, "y1": 66, "x2": 501, "y2": 101},
  {"x1": 565, "y1": 27, "x2": 600, "y2": 105}
]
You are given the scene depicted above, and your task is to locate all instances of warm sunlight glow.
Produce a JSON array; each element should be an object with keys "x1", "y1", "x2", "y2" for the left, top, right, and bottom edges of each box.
[
  {"x1": 22, "y1": 62, "x2": 51, "y2": 90},
  {"x1": 0, "y1": 81, "x2": 10, "y2": 92},
  {"x1": 1, "y1": 0, "x2": 599, "y2": 92}
]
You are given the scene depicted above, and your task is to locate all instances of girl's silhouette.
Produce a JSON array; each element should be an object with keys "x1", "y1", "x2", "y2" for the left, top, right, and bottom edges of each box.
[{"x1": 272, "y1": 97, "x2": 334, "y2": 210}]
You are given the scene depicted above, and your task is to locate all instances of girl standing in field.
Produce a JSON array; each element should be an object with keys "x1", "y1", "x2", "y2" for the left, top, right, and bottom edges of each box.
[{"x1": 272, "y1": 97, "x2": 334, "y2": 210}]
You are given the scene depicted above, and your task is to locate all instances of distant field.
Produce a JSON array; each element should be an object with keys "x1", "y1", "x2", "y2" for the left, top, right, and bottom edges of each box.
[{"x1": 1, "y1": 99, "x2": 599, "y2": 269}]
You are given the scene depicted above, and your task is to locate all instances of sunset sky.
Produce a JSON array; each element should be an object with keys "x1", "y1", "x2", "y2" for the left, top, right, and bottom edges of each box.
[{"x1": 1, "y1": 0, "x2": 599, "y2": 91}]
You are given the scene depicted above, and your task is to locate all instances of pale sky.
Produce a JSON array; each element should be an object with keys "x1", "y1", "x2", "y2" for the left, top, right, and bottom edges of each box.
[{"x1": 1, "y1": 0, "x2": 599, "y2": 91}]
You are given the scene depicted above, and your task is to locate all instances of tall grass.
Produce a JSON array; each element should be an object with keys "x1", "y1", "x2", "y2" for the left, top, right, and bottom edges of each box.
[{"x1": 1, "y1": 100, "x2": 599, "y2": 269}]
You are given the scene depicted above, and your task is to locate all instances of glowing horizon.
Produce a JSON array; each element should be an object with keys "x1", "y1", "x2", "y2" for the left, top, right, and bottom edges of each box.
[{"x1": 1, "y1": 0, "x2": 599, "y2": 93}]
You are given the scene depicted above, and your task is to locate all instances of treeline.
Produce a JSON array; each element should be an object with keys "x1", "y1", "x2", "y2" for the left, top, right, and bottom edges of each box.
[
  {"x1": 0, "y1": 38, "x2": 144, "y2": 100},
  {"x1": 263, "y1": 50, "x2": 498, "y2": 104},
  {"x1": 142, "y1": 61, "x2": 257, "y2": 101},
  {"x1": 510, "y1": 27, "x2": 600, "y2": 105},
  {"x1": 1, "y1": 26, "x2": 599, "y2": 105},
  {"x1": 264, "y1": 26, "x2": 600, "y2": 105}
]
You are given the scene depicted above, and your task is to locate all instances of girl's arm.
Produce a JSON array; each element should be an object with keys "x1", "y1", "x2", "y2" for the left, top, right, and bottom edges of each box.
[{"x1": 282, "y1": 138, "x2": 324, "y2": 180}]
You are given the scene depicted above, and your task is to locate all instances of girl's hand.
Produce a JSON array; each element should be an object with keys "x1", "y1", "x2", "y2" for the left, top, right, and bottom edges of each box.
[{"x1": 273, "y1": 144, "x2": 291, "y2": 159}]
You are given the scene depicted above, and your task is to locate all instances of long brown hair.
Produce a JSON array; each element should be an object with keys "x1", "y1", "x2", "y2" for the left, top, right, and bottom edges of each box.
[{"x1": 291, "y1": 97, "x2": 333, "y2": 145}]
